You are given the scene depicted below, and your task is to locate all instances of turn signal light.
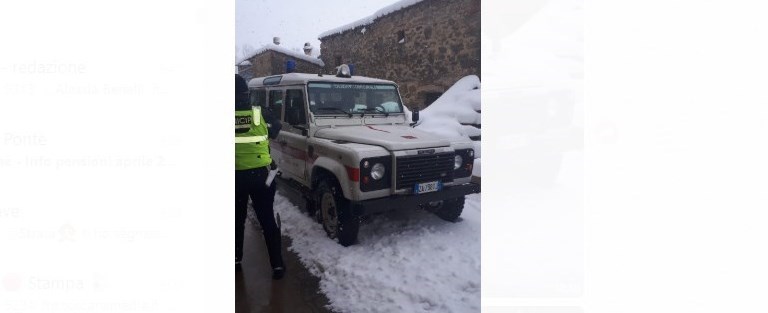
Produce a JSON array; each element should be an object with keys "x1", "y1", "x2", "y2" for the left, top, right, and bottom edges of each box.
[{"x1": 345, "y1": 166, "x2": 360, "y2": 182}]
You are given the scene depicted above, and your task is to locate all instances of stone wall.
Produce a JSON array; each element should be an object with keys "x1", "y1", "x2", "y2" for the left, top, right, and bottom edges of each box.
[
  {"x1": 237, "y1": 50, "x2": 323, "y2": 82},
  {"x1": 319, "y1": 0, "x2": 480, "y2": 109}
]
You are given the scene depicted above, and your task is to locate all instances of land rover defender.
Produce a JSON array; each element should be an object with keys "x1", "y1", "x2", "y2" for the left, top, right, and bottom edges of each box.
[{"x1": 247, "y1": 65, "x2": 480, "y2": 246}]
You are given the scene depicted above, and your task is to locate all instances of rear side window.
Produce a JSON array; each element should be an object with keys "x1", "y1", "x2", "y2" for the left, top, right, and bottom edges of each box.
[{"x1": 268, "y1": 90, "x2": 283, "y2": 120}]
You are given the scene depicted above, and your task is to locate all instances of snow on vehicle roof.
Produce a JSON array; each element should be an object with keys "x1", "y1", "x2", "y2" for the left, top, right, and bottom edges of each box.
[
  {"x1": 247, "y1": 72, "x2": 397, "y2": 88},
  {"x1": 318, "y1": 0, "x2": 426, "y2": 39},
  {"x1": 235, "y1": 44, "x2": 325, "y2": 67}
]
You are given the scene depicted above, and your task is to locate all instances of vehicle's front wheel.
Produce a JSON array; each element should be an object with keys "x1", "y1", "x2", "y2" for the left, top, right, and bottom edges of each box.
[
  {"x1": 315, "y1": 179, "x2": 359, "y2": 246},
  {"x1": 428, "y1": 197, "x2": 466, "y2": 222}
]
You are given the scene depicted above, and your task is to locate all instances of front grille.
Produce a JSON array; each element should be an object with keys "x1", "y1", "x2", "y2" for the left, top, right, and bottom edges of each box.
[{"x1": 395, "y1": 152, "x2": 455, "y2": 189}]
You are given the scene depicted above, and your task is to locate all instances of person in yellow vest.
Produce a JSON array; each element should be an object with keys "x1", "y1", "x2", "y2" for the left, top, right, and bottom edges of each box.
[{"x1": 235, "y1": 74, "x2": 285, "y2": 279}]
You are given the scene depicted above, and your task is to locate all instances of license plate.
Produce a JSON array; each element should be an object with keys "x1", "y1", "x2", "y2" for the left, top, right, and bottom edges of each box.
[{"x1": 414, "y1": 181, "x2": 442, "y2": 194}]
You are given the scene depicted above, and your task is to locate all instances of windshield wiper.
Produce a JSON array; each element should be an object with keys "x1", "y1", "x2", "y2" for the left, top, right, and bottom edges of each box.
[
  {"x1": 315, "y1": 107, "x2": 353, "y2": 117},
  {"x1": 357, "y1": 107, "x2": 390, "y2": 117}
]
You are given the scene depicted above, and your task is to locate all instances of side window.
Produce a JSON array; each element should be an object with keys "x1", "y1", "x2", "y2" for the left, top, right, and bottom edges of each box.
[
  {"x1": 268, "y1": 90, "x2": 283, "y2": 120},
  {"x1": 250, "y1": 89, "x2": 266, "y2": 108},
  {"x1": 285, "y1": 89, "x2": 306, "y2": 126}
]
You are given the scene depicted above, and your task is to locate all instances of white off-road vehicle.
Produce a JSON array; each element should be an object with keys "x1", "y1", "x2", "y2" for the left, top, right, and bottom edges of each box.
[{"x1": 248, "y1": 65, "x2": 480, "y2": 246}]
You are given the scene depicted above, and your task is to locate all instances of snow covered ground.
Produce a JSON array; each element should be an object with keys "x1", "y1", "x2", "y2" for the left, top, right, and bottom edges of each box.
[{"x1": 274, "y1": 193, "x2": 480, "y2": 313}]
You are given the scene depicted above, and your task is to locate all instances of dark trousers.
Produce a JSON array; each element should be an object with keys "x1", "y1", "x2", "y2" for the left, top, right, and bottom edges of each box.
[{"x1": 235, "y1": 167, "x2": 283, "y2": 268}]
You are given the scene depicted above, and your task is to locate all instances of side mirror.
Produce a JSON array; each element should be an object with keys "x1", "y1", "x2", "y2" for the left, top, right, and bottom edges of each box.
[
  {"x1": 294, "y1": 124, "x2": 309, "y2": 136},
  {"x1": 410, "y1": 108, "x2": 420, "y2": 127}
]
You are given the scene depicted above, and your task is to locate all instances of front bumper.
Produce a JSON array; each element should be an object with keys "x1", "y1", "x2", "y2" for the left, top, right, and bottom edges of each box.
[{"x1": 351, "y1": 182, "x2": 481, "y2": 216}]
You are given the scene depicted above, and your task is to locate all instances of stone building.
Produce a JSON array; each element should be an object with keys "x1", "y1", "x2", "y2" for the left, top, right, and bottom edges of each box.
[
  {"x1": 236, "y1": 44, "x2": 324, "y2": 83},
  {"x1": 318, "y1": 0, "x2": 480, "y2": 109}
]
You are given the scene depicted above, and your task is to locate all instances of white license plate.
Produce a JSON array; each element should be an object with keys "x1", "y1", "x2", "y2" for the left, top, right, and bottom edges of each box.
[{"x1": 414, "y1": 181, "x2": 442, "y2": 194}]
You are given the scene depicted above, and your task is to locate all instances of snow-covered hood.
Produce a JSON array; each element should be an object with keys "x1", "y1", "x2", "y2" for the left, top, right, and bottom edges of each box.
[{"x1": 315, "y1": 125, "x2": 450, "y2": 151}]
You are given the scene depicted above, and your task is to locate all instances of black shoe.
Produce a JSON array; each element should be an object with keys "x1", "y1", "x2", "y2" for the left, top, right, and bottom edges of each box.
[
  {"x1": 272, "y1": 266, "x2": 285, "y2": 280},
  {"x1": 236, "y1": 259, "x2": 242, "y2": 272}
]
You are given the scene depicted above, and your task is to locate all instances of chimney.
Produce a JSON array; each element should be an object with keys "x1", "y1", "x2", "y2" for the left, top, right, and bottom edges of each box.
[
  {"x1": 273, "y1": 37, "x2": 281, "y2": 45},
  {"x1": 303, "y1": 42, "x2": 313, "y2": 56}
]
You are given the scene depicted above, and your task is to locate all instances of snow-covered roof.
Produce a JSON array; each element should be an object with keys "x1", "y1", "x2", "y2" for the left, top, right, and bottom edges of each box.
[
  {"x1": 238, "y1": 60, "x2": 251, "y2": 66},
  {"x1": 236, "y1": 44, "x2": 325, "y2": 67},
  {"x1": 318, "y1": 0, "x2": 427, "y2": 39},
  {"x1": 248, "y1": 72, "x2": 396, "y2": 88}
]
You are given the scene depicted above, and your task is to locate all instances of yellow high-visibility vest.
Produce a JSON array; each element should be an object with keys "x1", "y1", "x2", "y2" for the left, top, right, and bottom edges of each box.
[{"x1": 235, "y1": 106, "x2": 272, "y2": 170}]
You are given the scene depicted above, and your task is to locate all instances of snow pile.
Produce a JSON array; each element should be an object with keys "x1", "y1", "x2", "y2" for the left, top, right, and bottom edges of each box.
[
  {"x1": 403, "y1": 75, "x2": 482, "y2": 175},
  {"x1": 417, "y1": 75, "x2": 481, "y2": 140},
  {"x1": 235, "y1": 44, "x2": 325, "y2": 66},
  {"x1": 273, "y1": 193, "x2": 480, "y2": 313},
  {"x1": 318, "y1": 0, "x2": 426, "y2": 39}
]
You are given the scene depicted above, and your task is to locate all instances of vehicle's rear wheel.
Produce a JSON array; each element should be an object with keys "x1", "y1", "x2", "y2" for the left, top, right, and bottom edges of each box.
[
  {"x1": 428, "y1": 197, "x2": 465, "y2": 222},
  {"x1": 315, "y1": 179, "x2": 359, "y2": 246}
]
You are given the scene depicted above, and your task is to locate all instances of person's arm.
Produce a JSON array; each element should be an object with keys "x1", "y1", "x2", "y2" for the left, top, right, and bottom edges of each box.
[{"x1": 261, "y1": 107, "x2": 282, "y2": 139}]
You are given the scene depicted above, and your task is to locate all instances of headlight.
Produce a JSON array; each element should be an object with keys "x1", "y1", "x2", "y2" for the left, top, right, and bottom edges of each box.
[
  {"x1": 454, "y1": 155, "x2": 463, "y2": 170},
  {"x1": 371, "y1": 163, "x2": 386, "y2": 180}
]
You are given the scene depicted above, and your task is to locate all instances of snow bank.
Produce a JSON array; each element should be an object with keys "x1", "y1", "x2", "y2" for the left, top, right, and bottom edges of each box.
[
  {"x1": 273, "y1": 193, "x2": 480, "y2": 313},
  {"x1": 235, "y1": 44, "x2": 325, "y2": 67},
  {"x1": 318, "y1": 0, "x2": 426, "y2": 39},
  {"x1": 408, "y1": 75, "x2": 482, "y2": 166},
  {"x1": 416, "y1": 75, "x2": 481, "y2": 139}
]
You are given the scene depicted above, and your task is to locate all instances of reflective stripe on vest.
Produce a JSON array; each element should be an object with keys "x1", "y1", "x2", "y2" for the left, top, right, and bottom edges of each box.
[
  {"x1": 251, "y1": 106, "x2": 261, "y2": 126},
  {"x1": 235, "y1": 106, "x2": 265, "y2": 143},
  {"x1": 235, "y1": 135, "x2": 268, "y2": 143}
]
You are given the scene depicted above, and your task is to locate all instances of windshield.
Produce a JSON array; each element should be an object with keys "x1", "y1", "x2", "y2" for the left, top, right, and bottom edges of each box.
[{"x1": 308, "y1": 83, "x2": 404, "y2": 115}]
